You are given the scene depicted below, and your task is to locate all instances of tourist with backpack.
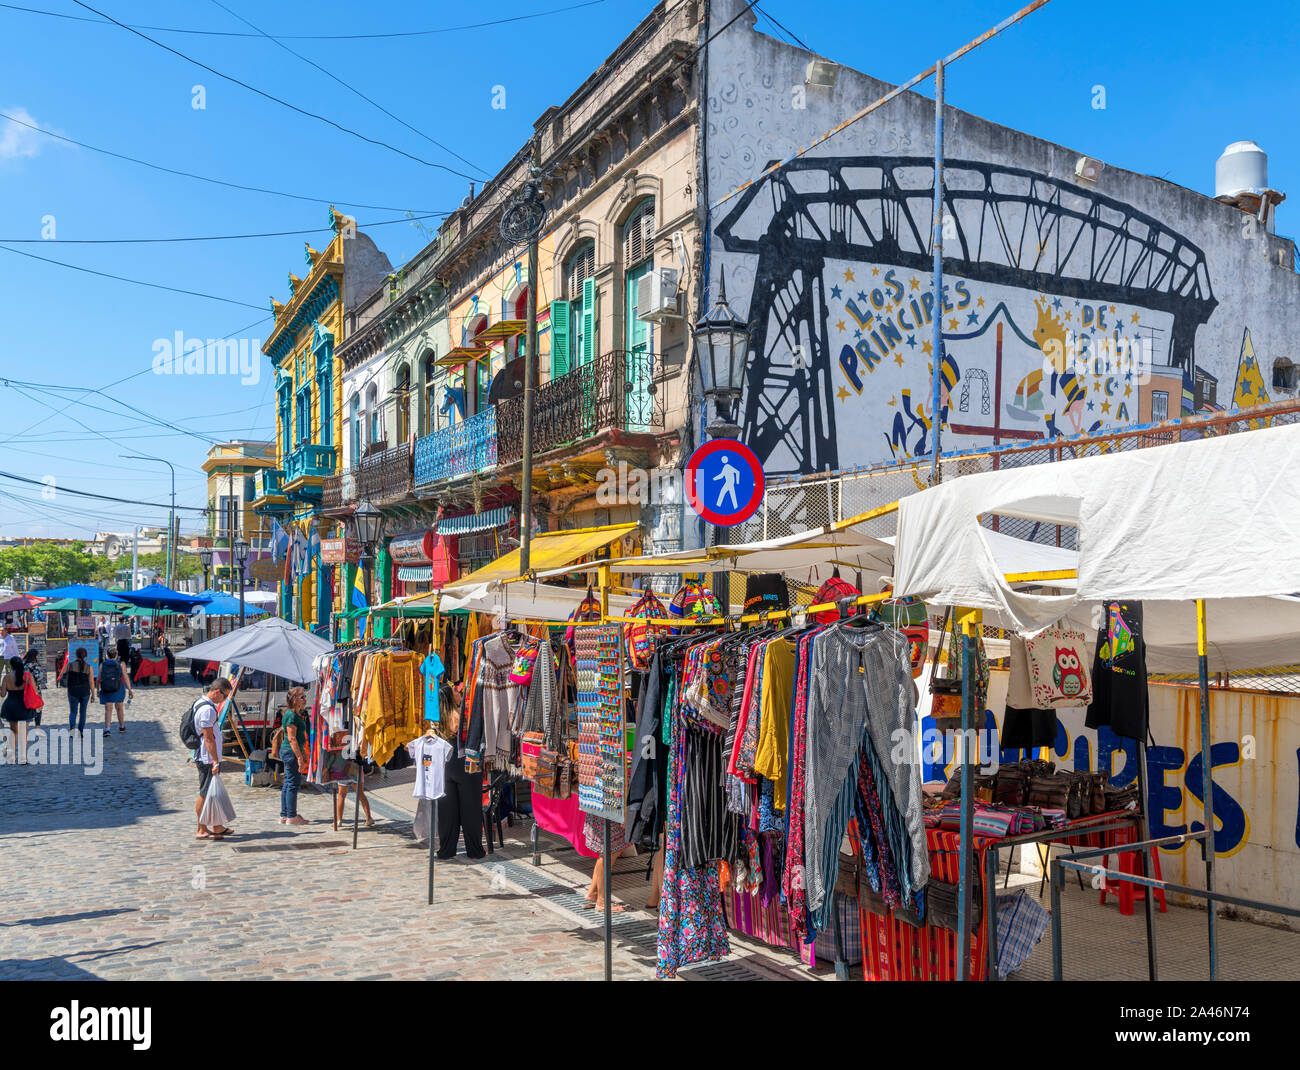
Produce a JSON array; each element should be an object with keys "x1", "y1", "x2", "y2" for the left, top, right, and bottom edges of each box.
[
  {"x1": 59, "y1": 646, "x2": 96, "y2": 734},
  {"x1": 97, "y1": 650, "x2": 134, "y2": 736},
  {"x1": 184, "y1": 677, "x2": 233, "y2": 839}
]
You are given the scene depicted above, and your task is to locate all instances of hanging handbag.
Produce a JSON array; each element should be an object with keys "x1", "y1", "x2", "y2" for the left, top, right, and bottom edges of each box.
[
  {"x1": 624, "y1": 589, "x2": 669, "y2": 670},
  {"x1": 874, "y1": 595, "x2": 930, "y2": 678},
  {"x1": 534, "y1": 748, "x2": 559, "y2": 798},
  {"x1": 520, "y1": 731, "x2": 544, "y2": 780},
  {"x1": 556, "y1": 755, "x2": 573, "y2": 800},
  {"x1": 22, "y1": 675, "x2": 44, "y2": 711},
  {"x1": 508, "y1": 635, "x2": 542, "y2": 685},
  {"x1": 928, "y1": 610, "x2": 963, "y2": 729},
  {"x1": 1024, "y1": 625, "x2": 1093, "y2": 708}
]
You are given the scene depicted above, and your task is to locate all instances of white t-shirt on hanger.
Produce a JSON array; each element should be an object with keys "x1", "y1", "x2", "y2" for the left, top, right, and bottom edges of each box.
[{"x1": 407, "y1": 734, "x2": 451, "y2": 801}]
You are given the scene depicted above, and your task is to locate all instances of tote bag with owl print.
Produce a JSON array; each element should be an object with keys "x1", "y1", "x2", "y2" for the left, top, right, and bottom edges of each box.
[{"x1": 1024, "y1": 626, "x2": 1093, "y2": 708}]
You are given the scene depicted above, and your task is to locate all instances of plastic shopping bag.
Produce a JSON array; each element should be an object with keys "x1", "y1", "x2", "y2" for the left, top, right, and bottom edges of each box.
[{"x1": 200, "y1": 773, "x2": 237, "y2": 828}]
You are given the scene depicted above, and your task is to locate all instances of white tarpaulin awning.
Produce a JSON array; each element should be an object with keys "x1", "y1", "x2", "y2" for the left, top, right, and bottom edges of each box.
[{"x1": 893, "y1": 423, "x2": 1300, "y2": 671}]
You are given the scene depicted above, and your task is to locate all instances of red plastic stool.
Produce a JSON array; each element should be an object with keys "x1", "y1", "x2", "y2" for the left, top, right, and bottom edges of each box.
[{"x1": 1099, "y1": 828, "x2": 1167, "y2": 915}]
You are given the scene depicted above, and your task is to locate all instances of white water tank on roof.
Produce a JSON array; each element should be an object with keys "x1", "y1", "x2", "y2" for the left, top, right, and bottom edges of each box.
[{"x1": 1216, "y1": 140, "x2": 1269, "y2": 198}]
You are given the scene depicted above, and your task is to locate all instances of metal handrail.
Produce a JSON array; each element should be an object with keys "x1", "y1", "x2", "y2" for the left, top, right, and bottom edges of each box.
[{"x1": 1048, "y1": 830, "x2": 1300, "y2": 981}]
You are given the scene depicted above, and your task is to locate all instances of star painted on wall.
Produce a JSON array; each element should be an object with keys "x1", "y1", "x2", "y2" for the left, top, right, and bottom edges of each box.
[
  {"x1": 1240, "y1": 376, "x2": 1254, "y2": 396},
  {"x1": 1086, "y1": 400, "x2": 1095, "y2": 411},
  {"x1": 894, "y1": 351, "x2": 906, "y2": 367},
  {"x1": 872, "y1": 267, "x2": 880, "y2": 277},
  {"x1": 1052, "y1": 297, "x2": 1063, "y2": 310},
  {"x1": 854, "y1": 328, "x2": 862, "y2": 340},
  {"x1": 906, "y1": 334, "x2": 917, "y2": 348},
  {"x1": 1100, "y1": 400, "x2": 1112, "y2": 415},
  {"x1": 1064, "y1": 311, "x2": 1073, "y2": 323},
  {"x1": 830, "y1": 285, "x2": 842, "y2": 299},
  {"x1": 888, "y1": 395, "x2": 898, "y2": 407},
  {"x1": 948, "y1": 317, "x2": 959, "y2": 330},
  {"x1": 843, "y1": 269, "x2": 855, "y2": 282},
  {"x1": 836, "y1": 320, "x2": 847, "y2": 333},
  {"x1": 857, "y1": 291, "x2": 868, "y2": 302},
  {"x1": 976, "y1": 296, "x2": 985, "y2": 309},
  {"x1": 1131, "y1": 312, "x2": 1141, "y2": 324},
  {"x1": 836, "y1": 386, "x2": 851, "y2": 402},
  {"x1": 922, "y1": 340, "x2": 934, "y2": 356},
  {"x1": 909, "y1": 276, "x2": 920, "y2": 291},
  {"x1": 966, "y1": 311, "x2": 979, "y2": 325},
  {"x1": 1124, "y1": 384, "x2": 1132, "y2": 398},
  {"x1": 1109, "y1": 305, "x2": 1117, "y2": 314}
]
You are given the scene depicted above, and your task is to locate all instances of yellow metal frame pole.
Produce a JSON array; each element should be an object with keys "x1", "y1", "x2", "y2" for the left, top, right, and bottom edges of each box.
[{"x1": 956, "y1": 608, "x2": 980, "y2": 980}]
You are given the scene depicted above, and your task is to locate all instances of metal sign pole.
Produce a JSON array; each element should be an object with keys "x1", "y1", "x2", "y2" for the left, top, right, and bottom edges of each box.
[
  {"x1": 603, "y1": 817, "x2": 612, "y2": 983},
  {"x1": 428, "y1": 797, "x2": 437, "y2": 905},
  {"x1": 956, "y1": 625, "x2": 974, "y2": 980},
  {"x1": 1195, "y1": 599, "x2": 1218, "y2": 979}
]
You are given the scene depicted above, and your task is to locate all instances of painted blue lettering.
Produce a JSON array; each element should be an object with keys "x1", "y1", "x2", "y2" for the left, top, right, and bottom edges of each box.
[
  {"x1": 838, "y1": 343, "x2": 864, "y2": 392},
  {"x1": 1186, "y1": 743, "x2": 1246, "y2": 856},
  {"x1": 1146, "y1": 745, "x2": 1188, "y2": 843}
]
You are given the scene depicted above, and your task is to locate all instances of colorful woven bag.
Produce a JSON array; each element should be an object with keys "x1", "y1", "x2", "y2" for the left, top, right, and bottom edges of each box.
[
  {"x1": 624, "y1": 589, "x2": 668, "y2": 670},
  {"x1": 812, "y1": 575, "x2": 860, "y2": 624},
  {"x1": 667, "y1": 581, "x2": 722, "y2": 632}
]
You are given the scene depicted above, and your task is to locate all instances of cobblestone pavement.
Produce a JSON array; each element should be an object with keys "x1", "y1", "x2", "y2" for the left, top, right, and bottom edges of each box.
[{"x1": 4, "y1": 683, "x2": 1296, "y2": 982}]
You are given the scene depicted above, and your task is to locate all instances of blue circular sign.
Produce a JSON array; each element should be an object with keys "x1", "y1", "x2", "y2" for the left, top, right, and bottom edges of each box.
[{"x1": 685, "y1": 439, "x2": 765, "y2": 527}]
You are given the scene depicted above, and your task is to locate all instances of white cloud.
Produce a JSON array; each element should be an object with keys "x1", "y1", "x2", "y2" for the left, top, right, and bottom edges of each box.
[{"x1": 0, "y1": 107, "x2": 47, "y2": 161}]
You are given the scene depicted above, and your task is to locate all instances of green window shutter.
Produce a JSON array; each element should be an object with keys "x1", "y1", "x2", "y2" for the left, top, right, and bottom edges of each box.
[
  {"x1": 551, "y1": 300, "x2": 571, "y2": 379},
  {"x1": 581, "y1": 278, "x2": 595, "y2": 367}
]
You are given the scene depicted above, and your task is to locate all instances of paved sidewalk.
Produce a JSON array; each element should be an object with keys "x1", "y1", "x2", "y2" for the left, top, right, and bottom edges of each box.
[{"x1": 2, "y1": 683, "x2": 1296, "y2": 981}]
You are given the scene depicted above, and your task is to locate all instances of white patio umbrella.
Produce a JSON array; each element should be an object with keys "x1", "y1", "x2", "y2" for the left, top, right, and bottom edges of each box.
[{"x1": 182, "y1": 616, "x2": 333, "y2": 682}]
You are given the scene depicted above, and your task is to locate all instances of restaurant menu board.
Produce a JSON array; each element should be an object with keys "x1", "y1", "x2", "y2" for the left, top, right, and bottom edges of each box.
[
  {"x1": 19, "y1": 622, "x2": 47, "y2": 665},
  {"x1": 76, "y1": 616, "x2": 95, "y2": 636},
  {"x1": 44, "y1": 637, "x2": 68, "y2": 674},
  {"x1": 574, "y1": 623, "x2": 626, "y2": 824}
]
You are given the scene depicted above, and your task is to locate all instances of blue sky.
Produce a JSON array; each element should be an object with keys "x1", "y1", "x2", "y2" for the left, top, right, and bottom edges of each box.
[{"x1": 2, "y1": 0, "x2": 1297, "y2": 538}]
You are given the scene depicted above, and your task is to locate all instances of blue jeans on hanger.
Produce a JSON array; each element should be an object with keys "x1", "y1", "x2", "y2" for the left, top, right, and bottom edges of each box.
[{"x1": 281, "y1": 750, "x2": 301, "y2": 818}]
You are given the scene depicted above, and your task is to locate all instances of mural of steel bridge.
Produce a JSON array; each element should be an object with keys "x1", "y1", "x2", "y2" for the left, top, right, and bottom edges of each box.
[{"x1": 715, "y1": 155, "x2": 1219, "y2": 476}]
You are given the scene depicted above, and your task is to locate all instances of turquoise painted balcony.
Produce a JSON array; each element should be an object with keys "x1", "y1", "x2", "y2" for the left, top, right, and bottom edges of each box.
[
  {"x1": 255, "y1": 468, "x2": 285, "y2": 499},
  {"x1": 285, "y1": 443, "x2": 337, "y2": 482},
  {"x1": 414, "y1": 406, "x2": 497, "y2": 486}
]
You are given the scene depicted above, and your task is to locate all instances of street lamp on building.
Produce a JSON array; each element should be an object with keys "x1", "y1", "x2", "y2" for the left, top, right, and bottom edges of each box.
[
  {"x1": 198, "y1": 546, "x2": 213, "y2": 591},
  {"x1": 694, "y1": 266, "x2": 751, "y2": 440},
  {"x1": 350, "y1": 500, "x2": 383, "y2": 614},
  {"x1": 233, "y1": 537, "x2": 249, "y2": 628}
]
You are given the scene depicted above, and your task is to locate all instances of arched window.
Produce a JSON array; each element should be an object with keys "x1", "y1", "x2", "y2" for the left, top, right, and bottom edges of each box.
[
  {"x1": 423, "y1": 351, "x2": 438, "y2": 434},
  {"x1": 395, "y1": 364, "x2": 411, "y2": 443},
  {"x1": 347, "y1": 393, "x2": 360, "y2": 467},
  {"x1": 566, "y1": 240, "x2": 595, "y2": 300},
  {"x1": 365, "y1": 383, "x2": 380, "y2": 446},
  {"x1": 556, "y1": 240, "x2": 597, "y2": 377},
  {"x1": 622, "y1": 198, "x2": 654, "y2": 270}
]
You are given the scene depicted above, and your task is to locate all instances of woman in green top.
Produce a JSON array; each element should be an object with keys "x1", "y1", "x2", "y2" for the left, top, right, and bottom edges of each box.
[{"x1": 279, "y1": 686, "x2": 310, "y2": 825}]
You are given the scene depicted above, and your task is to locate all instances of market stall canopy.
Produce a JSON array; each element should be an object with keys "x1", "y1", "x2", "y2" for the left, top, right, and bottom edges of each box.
[
  {"x1": 240, "y1": 590, "x2": 278, "y2": 605},
  {"x1": 436, "y1": 582, "x2": 640, "y2": 621},
  {"x1": 115, "y1": 583, "x2": 212, "y2": 613},
  {"x1": 450, "y1": 523, "x2": 639, "y2": 587},
  {"x1": 189, "y1": 591, "x2": 269, "y2": 617},
  {"x1": 534, "y1": 523, "x2": 896, "y2": 584},
  {"x1": 27, "y1": 583, "x2": 128, "y2": 603},
  {"x1": 181, "y1": 616, "x2": 333, "y2": 681},
  {"x1": 0, "y1": 594, "x2": 43, "y2": 613},
  {"x1": 894, "y1": 422, "x2": 1300, "y2": 633},
  {"x1": 37, "y1": 598, "x2": 124, "y2": 613}
]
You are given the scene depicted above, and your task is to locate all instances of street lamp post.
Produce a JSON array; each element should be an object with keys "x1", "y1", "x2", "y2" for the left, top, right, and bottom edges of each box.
[
  {"x1": 198, "y1": 546, "x2": 213, "y2": 591},
  {"x1": 234, "y1": 537, "x2": 249, "y2": 628},
  {"x1": 694, "y1": 266, "x2": 752, "y2": 608},
  {"x1": 121, "y1": 453, "x2": 176, "y2": 587}
]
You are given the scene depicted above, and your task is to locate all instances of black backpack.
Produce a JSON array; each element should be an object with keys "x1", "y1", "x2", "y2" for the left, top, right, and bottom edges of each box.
[
  {"x1": 179, "y1": 698, "x2": 209, "y2": 751},
  {"x1": 100, "y1": 659, "x2": 123, "y2": 693}
]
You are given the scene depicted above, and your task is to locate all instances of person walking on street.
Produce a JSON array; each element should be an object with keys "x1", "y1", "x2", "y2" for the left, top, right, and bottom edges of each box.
[
  {"x1": 97, "y1": 649, "x2": 134, "y2": 735},
  {"x1": 21, "y1": 648, "x2": 46, "y2": 727},
  {"x1": 194, "y1": 678, "x2": 233, "y2": 840},
  {"x1": 0, "y1": 626, "x2": 17, "y2": 661},
  {"x1": 278, "y1": 686, "x2": 310, "y2": 826},
  {"x1": 2, "y1": 656, "x2": 34, "y2": 764},
  {"x1": 111, "y1": 617, "x2": 131, "y2": 664},
  {"x1": 58, "y1": 646, "x2": 96, "y2": 733}
]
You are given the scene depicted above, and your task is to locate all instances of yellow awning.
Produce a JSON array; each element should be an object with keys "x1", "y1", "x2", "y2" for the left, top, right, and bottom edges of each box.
[{"x1": 453, "y1": 523, "x2": 639, "y2": 586}]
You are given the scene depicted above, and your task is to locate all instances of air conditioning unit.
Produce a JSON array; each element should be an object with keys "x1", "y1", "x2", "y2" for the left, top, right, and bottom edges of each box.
[{"x1": 636, "y1": 267, "x2": 681, "y2": 324}]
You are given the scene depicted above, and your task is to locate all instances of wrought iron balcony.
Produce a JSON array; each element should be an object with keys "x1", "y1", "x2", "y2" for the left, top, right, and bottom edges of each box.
[
  {"x1": 357, "y1": 441, "x2": 412, "y2": 502},
  {"x1": 255, "y1": 468, "x2": 286, "y2": 499},
  {"x1": 496, "y1": 349, "x2": 663, "y2": 465},
  {"x1": 322, "y1": 473, "x2": 343, "y2": 510},
  {"x1": 285, "y1": 443, "x2": 337, "y2": 482},
  {"x1": 414, "y1": 406, "x2": 498, "y2": 486}
]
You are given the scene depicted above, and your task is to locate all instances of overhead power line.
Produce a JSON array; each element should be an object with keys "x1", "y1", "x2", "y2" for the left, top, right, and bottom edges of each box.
[
  {"x1": 754, "y1": 3, "x2": 811, "y2": 52},
  {"x1": 0, "y1": 211, "x2": 445, "y2": 244},
  {"x1": 0, "y1": 470, "x2": 209, "y2": 511},
  {"x1": 0, "y1": 243, "x2": 266, "y2": 309},
  {"x1": 208, "y1": 0, "x2": 489, "y2": 177},
  {"x1": 0, "y1": 0, "x2": 607, "y2": 40},
  {"x1": 69, "y1": 0, "x2": 485, "y2": 179},
  {"x1": 0, "y1": 111, "x2": 438, "y2": 213}
]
